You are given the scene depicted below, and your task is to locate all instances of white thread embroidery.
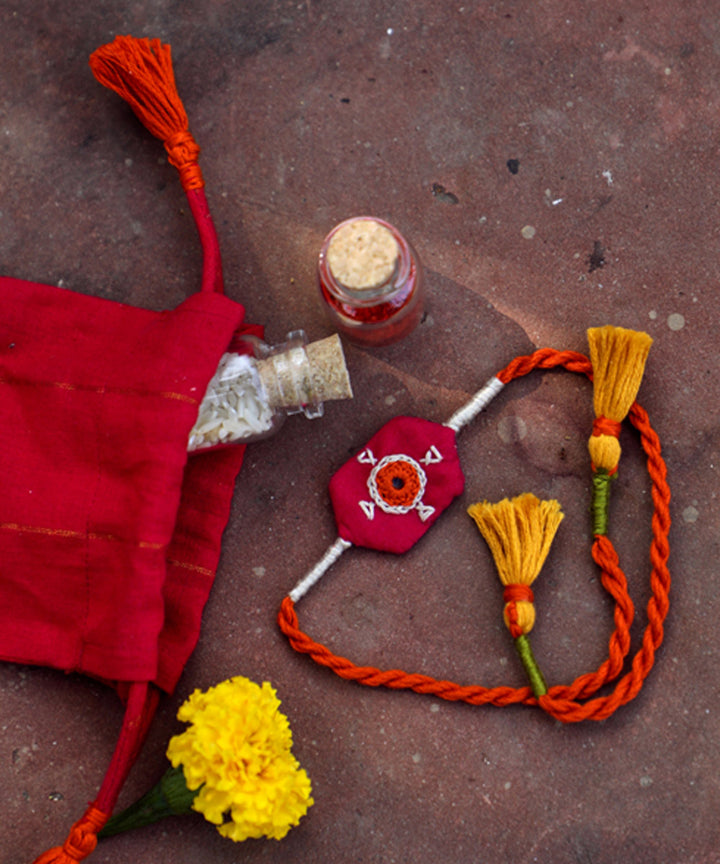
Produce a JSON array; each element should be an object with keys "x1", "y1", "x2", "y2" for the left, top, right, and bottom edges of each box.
[
  {"x1": 417, "y1": 502, "x2": 436, "y2": 522},
  {"x1": 359, "y1": 500, "x2": 376, "y2": 520},
  {"x1": 421, "y1": 445, "x2": 443, "y2": 465},
  {"x1": 357, "y1": 449, "x2": 377, "y2": 465}
]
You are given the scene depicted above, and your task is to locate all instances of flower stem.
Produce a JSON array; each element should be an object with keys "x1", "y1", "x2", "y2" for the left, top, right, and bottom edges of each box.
[{"x1": 99, "y1": 765, "x2": 198, "y2": 838}]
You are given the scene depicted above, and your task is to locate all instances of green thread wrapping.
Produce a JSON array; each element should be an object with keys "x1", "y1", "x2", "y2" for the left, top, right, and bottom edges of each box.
[
  {"x1": 591, "y1": 469, "x2": 613, "y2": 536},
  {"x1": 514, "y1": 634, "x2": 547, "y2": 698}
]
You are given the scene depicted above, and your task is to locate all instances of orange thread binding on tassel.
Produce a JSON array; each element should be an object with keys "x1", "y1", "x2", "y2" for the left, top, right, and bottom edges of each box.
[
  {"x1": 592, "y1": 416, "x2": 622, "y2": 439},
  {"x1": 277, "y1": 347, "x2": 671, "y2": 723},
  {"x1": 89, "y1": 36, "x2": 204, "y2": 191},
  {"x1": 503, "y1": 584, "x2": 535, "y2": 604},
  {"x1": 32, "y1": 805, "x2": 108, "y2": 864},
  {"x1": 503, "y1": 584, "x2": 534, "y2": 638}
]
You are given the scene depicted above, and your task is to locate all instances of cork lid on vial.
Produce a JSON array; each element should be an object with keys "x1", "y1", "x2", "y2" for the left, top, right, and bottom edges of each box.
[
  {"x1": 326, "y1": 219, "x2": 400, "y2": 291},
  {"x1": 256, "y1": 334, "x2": 353, "y2": 409}
]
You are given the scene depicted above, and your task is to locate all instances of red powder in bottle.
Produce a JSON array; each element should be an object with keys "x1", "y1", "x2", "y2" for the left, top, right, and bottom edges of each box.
[{"x1": 317, "y1": 217, "x2": 425, "y2": 347}]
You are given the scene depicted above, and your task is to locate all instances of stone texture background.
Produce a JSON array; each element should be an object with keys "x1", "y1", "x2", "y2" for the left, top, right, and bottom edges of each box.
[{"x1": 0, "y1": 2, "x2": 717, "y2": 862}]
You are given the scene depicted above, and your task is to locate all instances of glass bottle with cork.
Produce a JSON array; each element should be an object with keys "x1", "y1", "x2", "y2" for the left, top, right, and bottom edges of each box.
[
  {"x1": 317, "y1": 216, "x2": 425, "y2": 347},
  {"x1": 188, "y1": 331, "x2": 353, "y2": 450}
]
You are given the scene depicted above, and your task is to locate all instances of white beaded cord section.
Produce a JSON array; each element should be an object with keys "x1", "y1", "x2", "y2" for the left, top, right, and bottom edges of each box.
[
  {"x1": 289, "y1": 537, "x2": 353, "y2": 603},
  {"x1": 445, "y1": 376, "x2": 505, "y2": 433}
]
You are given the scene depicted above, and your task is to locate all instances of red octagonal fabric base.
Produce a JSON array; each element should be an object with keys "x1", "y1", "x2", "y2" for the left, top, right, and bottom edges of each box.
[{"x1": 329, "y1": 416, "x2": 464, "y2": 555}]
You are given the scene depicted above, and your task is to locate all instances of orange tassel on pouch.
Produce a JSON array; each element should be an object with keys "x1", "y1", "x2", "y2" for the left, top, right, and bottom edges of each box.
[{"x1": 89, "y1": 35, "x2": 204, "y2": 191}]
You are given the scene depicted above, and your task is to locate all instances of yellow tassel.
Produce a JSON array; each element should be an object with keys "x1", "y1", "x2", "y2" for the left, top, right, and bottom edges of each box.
[
  {"x1": 467, "y1": 493, "x2": 563, "y2": 636},
  {"x1": 587, "y1": 325, "x2": 653, "y2": 472}
]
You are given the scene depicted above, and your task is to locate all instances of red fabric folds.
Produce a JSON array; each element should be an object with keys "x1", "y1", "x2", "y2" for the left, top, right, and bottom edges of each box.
[{"x1": 0, "y1": 275, "x2": 247, "y2": 692}]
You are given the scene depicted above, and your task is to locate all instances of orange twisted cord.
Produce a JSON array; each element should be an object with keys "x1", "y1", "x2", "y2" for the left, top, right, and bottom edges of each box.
[
  {"x1": 496, "y1": 348, "x2": 591, "y2": 383},
  {"x1": 277, "y1": 348, "x2": 672, "y2": 723}
]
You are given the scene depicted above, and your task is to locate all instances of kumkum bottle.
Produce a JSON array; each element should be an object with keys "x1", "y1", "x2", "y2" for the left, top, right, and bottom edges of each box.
[
  {"x1": 188, "y1": 331, "x2": 353, "y2": 450},
  {"x1": 317, "y1": 216, "x2": 425, "y2": 347}
]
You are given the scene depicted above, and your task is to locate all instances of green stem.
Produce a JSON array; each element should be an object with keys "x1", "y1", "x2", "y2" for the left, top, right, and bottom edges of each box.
[
  {"x1": 514, "y1": 634, "x2": 547, "y2": 698},
  {"x1": 591, "y1": 469, "x2": 613, "y2": 536},
  {"x1": 99, "y1": 765, "x2": 199, "y2": 838}
]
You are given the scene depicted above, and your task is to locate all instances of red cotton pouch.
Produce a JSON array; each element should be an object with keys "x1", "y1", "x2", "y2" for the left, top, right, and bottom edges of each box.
[
  {"x1": 2, "y1": 36, "x2": 260, "y2": 863},
  {"x1": 0, "y1": 276, "x2": 245, "y2": 691}
]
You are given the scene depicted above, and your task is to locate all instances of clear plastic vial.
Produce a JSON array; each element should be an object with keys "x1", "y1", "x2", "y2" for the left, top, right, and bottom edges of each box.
[
  {"x1": 317, "y1": 216, "x2": 425, "y2": 347},
  {"x1": 188, "y1": 331, "x2": 352, "y2": 451}
]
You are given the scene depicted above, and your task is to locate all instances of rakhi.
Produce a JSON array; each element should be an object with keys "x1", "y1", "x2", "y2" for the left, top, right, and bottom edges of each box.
[{"x1": 278, "y1": 326, "x2": 672, "y2": 723}]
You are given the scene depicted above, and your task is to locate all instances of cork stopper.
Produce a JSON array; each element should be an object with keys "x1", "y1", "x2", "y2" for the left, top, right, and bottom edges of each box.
[
  {"x1": 256, "y1": 334, "x2": 353, "y2": 409},
  {"x1": 306, "y1": 335, "x2": 353, "y2": 401},
  {"x1": 326, "y1": 219, "x2": 399, "y2": 290}
]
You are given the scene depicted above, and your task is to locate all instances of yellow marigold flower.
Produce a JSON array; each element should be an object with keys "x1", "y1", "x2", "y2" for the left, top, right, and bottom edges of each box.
[{"x1": 166, "y1": 676, "x2": 313, "y2": 841}]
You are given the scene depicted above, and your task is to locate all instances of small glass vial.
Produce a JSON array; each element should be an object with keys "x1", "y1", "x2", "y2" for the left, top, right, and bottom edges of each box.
[
  {"x1": 317, "y1": 216, "x2": 425, "y2": 347},
  {"x1": 188, "y1": 331, "x2": 353, "y2": 451}
]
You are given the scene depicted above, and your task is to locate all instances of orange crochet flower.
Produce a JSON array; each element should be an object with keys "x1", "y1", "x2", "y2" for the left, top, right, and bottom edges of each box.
[{"x1": 372, "y1": 457, "x2": 423, "y2": 509}]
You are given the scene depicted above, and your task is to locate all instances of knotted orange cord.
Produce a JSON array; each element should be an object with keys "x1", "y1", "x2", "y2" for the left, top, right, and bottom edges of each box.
[
  {"x1": 31, "y1": 806, "x2": 108, "y2": 864},
  {"x1": 277, "y1": 348, "x2": 671, "y2": 723}
]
